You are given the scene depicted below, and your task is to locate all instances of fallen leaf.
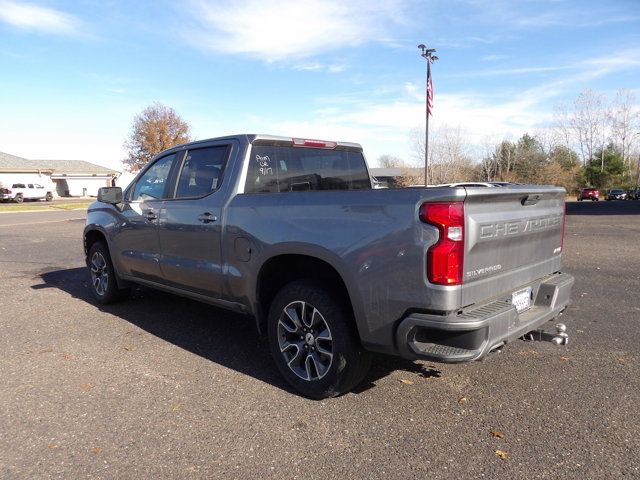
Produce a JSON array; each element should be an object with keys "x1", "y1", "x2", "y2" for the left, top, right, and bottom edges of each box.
[
  {"x1": 123, "y1": 345, "x2": 137, "y2": 352},
  {"x1": 92, "y1": 447, "x2": 102, "y2": 455},
  {"x1": 48, "y1": 443, "x2": 59, "y2": 449},
  {"x1": 518, "y1": 350, "x2": 539, "y2": 357},
  {"x1": 560, "y1": 356, "x2": 570, "y2": 361},
  {"x1": 617, "y1": 358, "x2": 626, "y2": 365},
  {"x1": 457, "y1": 396, "x2": 468, "y2": 404},
  {"x1": 171, "y1": 403, "x2": 183, "y2": 412},
  {"x1": 81, "y1": 383, "x2": 93, "y2": 392},
  {"x1": 490, "y1": 430, "x2": 505, "y2": 439},
  {"x1": 400, "y1": 379, "x2": 414, "y2": 385},
  {"x1": 495, "y1": 450, "x2": 508, "y2": 460}
]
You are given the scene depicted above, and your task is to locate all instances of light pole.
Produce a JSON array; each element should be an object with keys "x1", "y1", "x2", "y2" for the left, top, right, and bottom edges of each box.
[
  {"x1": 418, "y1": 44, "x2": 438, "y2": 186},
  {"x1": 636, "y1": 133, "x2": 640, "y2": 188}
]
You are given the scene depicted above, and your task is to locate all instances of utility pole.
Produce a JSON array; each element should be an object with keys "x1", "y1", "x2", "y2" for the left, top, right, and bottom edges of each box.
[{"x1": 418, "y1": 44, "x2": 438, "y2": 186}]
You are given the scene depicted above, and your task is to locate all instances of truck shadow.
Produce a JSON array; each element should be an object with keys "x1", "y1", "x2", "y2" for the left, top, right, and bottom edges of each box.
[{"x1": 32, "y1": 267, "x2": 439, "y2": 397}]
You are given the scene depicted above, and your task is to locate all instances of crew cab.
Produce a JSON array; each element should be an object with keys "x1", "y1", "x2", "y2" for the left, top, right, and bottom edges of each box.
[
  {"x1": 84, "y1": 134, "x2": 574, "y2": 398},
  {"x1": 0, "y1": 183, "x2": 54, "y2": 202}
]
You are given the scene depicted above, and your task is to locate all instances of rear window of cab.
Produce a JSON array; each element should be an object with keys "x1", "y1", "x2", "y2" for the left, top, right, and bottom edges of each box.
[{"x1": 245, "y1": 146, "x2": 371, "y2": 193}]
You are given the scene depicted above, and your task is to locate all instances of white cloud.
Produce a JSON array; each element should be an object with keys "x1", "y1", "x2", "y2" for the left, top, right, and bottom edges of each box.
[
  {"x1": 293, "y1": 62, "x2": 347, "y2": 73},
  {"x1": 0, "y1": 0, "x2": 83, "y2": 36},
  {"x1": 182, "y1": 0, "x2": 409, "y2": 61},
  {"x1": 481, "y1": 54, "x2": 510, "y2": 62}
]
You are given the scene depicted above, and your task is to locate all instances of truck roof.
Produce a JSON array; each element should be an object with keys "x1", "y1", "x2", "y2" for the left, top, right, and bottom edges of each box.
[{"x1": 171, "y1": 134, "x2": 363, "y2": 152}]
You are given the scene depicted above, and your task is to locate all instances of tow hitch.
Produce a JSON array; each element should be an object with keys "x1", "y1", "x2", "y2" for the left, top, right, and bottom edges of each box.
[{"x1": 523, "y1": 323, "x2": 569, "y2": 346}]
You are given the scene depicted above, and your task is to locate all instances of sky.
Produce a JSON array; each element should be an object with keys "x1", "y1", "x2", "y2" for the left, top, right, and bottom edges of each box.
[{"x1": 0, "y1": 0, "x2": 639, "y2": 171}]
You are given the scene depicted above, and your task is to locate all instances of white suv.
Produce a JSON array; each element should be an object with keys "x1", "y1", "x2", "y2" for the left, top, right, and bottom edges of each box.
[{"x1": 0, "y1": 183, "x2": 54, "y2": 203}]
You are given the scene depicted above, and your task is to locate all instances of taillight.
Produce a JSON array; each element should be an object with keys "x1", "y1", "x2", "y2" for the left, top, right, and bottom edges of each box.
[
  {"x1": 292, "y1": 138, "x2": 337, "y2": 149},
  {"x1": 419, "y1": 202, "x2": 465, "y2": 285}
]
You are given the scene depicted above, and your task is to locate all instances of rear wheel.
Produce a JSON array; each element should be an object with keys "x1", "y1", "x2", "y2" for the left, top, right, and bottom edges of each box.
[
  {"x1": 14, "y1": 194, "x2": 23, "y2": 203},
  {"x1": 267, "y1": 280, "x2": 371, "y2": 399},
  {"x1": 87, "y1": 242, "x2": 129, "y2": 304},
  {"x1": 45, "y1": 192, "x2": 53, "y2": 201}
]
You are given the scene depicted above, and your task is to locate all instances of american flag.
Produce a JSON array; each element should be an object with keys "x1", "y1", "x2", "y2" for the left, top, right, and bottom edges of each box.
[{"x1": 427, "y1": 63, "x2": 434, "y2": 116}]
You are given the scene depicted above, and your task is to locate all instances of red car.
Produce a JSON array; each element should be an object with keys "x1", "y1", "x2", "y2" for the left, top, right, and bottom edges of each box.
[{"x1": 577, "y1": 188, "x2": 599, "y2": 201}]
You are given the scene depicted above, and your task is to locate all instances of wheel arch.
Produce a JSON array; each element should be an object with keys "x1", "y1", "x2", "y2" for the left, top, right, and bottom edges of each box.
[
  {"x1": 83, "y1": 227, "x2": 108, "y2": 257},
  {"x1": 255, "y1": 252, "x2": 363, "y2": 339}
]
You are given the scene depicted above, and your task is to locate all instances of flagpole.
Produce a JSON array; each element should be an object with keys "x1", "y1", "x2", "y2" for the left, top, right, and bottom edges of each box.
[
  {"x1": 425, "y1": 60, "x2": 430, "y2": 186},
  {"x1": 418, "y1": 44, "x2": 438, "y2": 186}
]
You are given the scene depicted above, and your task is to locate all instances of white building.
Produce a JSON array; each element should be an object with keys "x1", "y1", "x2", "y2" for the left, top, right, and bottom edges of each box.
[{"x1": 0, "y1": 151, "x2": 119, "y2": 197}]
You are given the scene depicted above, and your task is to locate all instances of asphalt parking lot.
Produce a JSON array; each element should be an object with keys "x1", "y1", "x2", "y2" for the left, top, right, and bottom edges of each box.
[{"x1": 0, "y1": 201, "x2": 639, "y2": 479}]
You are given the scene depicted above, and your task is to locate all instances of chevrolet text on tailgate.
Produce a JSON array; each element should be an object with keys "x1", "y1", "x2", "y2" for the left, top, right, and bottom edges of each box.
[{"x1": 84, "y1": 134, "x2": 574, "y2": 398}]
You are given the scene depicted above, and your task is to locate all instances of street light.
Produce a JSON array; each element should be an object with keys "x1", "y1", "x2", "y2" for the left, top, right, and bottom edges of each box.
[{"x1": 418, "y1": 44, "x2": 438, "y2": 186}]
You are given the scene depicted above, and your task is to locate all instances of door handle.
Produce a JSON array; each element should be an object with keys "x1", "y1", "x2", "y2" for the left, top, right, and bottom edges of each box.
[
  {"x1": 198, "y1": 212, "x2": 217, "y2": 224},
  {"x1": 144, "y1": 210, "x2": 158, "y2": 221}
]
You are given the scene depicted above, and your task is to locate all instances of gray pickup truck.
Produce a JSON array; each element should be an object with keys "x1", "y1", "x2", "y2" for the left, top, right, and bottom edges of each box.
[{"x1": 84, "y1": 134, "x2": 574, "y2": 398}]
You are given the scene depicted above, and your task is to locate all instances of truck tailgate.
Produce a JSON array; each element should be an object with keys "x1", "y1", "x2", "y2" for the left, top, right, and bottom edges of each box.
[{"x1": 461, "y1": 186, "x2": 566, "y2": 307}]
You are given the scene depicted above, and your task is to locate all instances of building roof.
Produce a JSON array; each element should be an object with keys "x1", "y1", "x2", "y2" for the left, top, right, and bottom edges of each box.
[
  {"x1": 0, "y1": 151, "x2": 119, "y2": 175},
  {"x1": 370, "y1": 167, "x2": 404, "y2": 178}
]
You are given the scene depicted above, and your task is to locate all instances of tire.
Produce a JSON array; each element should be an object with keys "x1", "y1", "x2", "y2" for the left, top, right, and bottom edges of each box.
[
  {"x1": 45, "y1": 192, "x2": 53, "y2": 202},
  {"x1": 267, "y1": 280, "x2": 371, "y2": 399},
  {"x1": 14, "y1": 194, "x2": 23, "y2": 203},
  {"x1": 87, "y1": 242, "x2": 129, "y2": 304}
]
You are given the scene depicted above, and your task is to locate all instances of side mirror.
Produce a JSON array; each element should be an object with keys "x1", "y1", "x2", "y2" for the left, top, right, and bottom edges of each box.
[{"x1": 97, "y1": 187, "x2": 122, "y2": 204}]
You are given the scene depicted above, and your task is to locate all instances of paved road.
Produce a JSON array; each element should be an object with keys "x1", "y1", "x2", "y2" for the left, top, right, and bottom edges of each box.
[
  {"x1": 0, "y1": 201, "x2": 638, "y2": 479},
  {"x1": 0, "y1": 210, "x2": 86, "y2": 227}
]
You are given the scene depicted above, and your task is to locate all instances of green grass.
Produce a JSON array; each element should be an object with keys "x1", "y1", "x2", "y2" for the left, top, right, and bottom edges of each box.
[
  {"x1": 50, "y1": 202, "x2": 91, "y2": 210},
  {"x1": 0, "y1": 201, "x2": 91, "y2": 212},
  {"x1": 0, "y1": 203, "x2": 51, "y2": 212}
]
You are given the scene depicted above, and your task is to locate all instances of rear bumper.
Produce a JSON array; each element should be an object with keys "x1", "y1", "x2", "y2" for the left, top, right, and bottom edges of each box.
[{"x1": 396, "y1": 272, "x2": 574, "y2": 362}]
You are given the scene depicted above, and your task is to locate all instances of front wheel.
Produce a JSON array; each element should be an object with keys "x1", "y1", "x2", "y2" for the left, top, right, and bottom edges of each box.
[
  {"x1": 14, "y1": 194, "x2": 23, "y2": 203},
  {"x1": 45, "y1": 192, "x2": 53, "y2": 201},
  {"x1": 87, "y1": 242, "x2": 129, "y2": 304},
  {"x1": 267, "y1": 280, "x2": 371, "y2": 399}
]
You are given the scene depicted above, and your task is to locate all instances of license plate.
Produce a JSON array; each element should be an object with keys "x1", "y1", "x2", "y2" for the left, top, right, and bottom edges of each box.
[{"x1": 511, "y1": 287, "x2": 532, "y2": 313}]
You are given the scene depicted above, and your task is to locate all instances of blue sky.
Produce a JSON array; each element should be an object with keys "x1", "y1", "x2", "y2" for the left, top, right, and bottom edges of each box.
[{"x1": 0, "y1": 0, "x2": 638, "y2": 170}]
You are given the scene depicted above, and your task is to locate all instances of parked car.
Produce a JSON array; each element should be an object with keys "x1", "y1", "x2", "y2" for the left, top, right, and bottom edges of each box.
[
  {"x1": 84, "y1": 134, "x2": 573, "y2": 398},
  {"x1": 605, "y1": 188, "x2": 627, "y2": 201},
  {"x1": 577, "y1": 188, "x2": 599, "y2": 201},
  {"x1": 0, "y1": 183, "x2": 54, "y2": 203},
  {"x1": 626, "y1": 188, "x2": 640, "y2": 200}
]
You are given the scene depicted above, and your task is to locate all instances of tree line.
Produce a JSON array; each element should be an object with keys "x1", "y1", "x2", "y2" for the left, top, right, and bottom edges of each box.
[{"x1": 379, "y1": 88, "x2": 639, "y2": 192}]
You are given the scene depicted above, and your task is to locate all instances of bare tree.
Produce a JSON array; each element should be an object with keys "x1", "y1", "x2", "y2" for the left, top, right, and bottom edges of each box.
[
  {"x1": 376, "y1": 155, "x2": 422, "y2": 187},
  {"x1": 570, "y1": 89, "x2": 606, "y2": 168},
  {"x1": 552, "y1": 104, "x2": 573, "y2": 152},
  {"x1": 411, "y1": 125, "x2": 474, "y2": 184},
  {"x1": 124, "y1": 102, "x2": 192, "y2": 171},
  {"x1": 477, "y1": 136, "x2": 499, "y2": 181},
  {"x1": 378, "y1": 155, "x2": 405, "y2": 169},
  {"x1": 608, "y1": 89, "x2": 639, "y2": 178}
]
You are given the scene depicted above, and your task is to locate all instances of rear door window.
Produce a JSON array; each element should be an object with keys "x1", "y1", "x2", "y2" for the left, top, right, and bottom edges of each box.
[
  {"x1": 174, "y1": 145, "x2": 229, "y2": 199},
  {"x1": 245, "y1": 146, "x2": 371, "y2": 193}
]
